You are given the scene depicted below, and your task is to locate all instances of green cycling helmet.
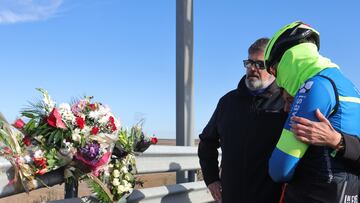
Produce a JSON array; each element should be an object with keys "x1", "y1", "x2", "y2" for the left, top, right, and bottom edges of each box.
[{"x1": 264, "y1": 21, "x2": 320, "y2": 70}]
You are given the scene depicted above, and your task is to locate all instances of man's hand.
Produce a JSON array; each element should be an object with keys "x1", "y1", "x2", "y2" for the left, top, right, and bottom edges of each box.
[
  {"x1": 291, "y1": 109, "x2": 341, "y2": 148},
  {"x1": 208, "y1": 180, "x2": 222, "y2": 203}
]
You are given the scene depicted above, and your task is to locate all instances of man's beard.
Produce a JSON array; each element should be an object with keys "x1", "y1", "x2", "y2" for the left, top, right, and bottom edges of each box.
[{"x1": 245, "y1": 75, "x2": 274, "y2": 91}]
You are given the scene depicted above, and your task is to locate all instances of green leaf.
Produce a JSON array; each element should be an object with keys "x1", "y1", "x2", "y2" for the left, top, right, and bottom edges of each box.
[
  {"x1": 86, "y1": 178, "x2": 113, "y2": 203},
  {"x1": 47, "y1": 131, "x2": 56, "y2": 146},
  {"x1": 54, "y1": 130, "x2": 63, "y2": 146}
]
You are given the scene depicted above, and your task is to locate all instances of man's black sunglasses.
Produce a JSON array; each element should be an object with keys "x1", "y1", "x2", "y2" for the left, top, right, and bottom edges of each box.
[{"x1": 243, "y1": 59, "x2": 265, "y2": 70}]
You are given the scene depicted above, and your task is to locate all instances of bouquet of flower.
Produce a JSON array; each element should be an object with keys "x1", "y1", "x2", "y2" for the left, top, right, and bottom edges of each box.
[
  {"x1": 0, "y1": 89, "x2": 157, "y2": 202},
  {"x1": 16, "y1": 88, "x2": 120, "y2": 177},
  {"x1": 87, "y1": 152, "x2": 137, "y2": 202},
  {"x1": 89, "y1": 123, "x2": 157, "y2": 202},
  {"x1": 113, "y1": 123, "x2": 158, "y2": 158},
  {"x1": 0, "y1": 113, "x2": 36, "y2": 192}
]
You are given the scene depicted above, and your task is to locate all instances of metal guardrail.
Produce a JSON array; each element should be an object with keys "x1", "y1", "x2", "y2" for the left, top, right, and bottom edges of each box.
[
  {"x1": 136, "y1": 145, "x2": 201, "y2": 173},
  {"x1": 49, "y1": 181, "x2": 214, "y2": 203},
  {"x1": 0, "y1": 157, "x2": 65, "y2": 198},
  {"x1": 0, "y1": 145, "x2": 220, "y2": 202}
]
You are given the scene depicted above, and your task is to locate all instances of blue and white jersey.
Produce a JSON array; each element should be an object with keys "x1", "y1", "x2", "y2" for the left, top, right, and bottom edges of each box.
[{"x1": 269, "y1": 68, "x2": 360, "y2": 182}]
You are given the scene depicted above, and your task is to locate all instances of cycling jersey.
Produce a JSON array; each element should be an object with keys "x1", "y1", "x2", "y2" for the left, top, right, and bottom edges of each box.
[
  {"x1": 269, "y1": 68, "x2": 360, "y2": 182},
  {"x1": 268, "y1": 43, "x2": 360, "y2": 202}
]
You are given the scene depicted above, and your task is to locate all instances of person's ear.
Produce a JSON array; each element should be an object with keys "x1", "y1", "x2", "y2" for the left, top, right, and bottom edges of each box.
[{"x1": 268, "y1": 66, "x2": 276, "y2": 76}]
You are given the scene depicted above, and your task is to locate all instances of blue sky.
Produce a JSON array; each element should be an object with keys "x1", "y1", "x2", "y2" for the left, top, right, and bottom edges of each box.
[{"x1": 0, "y1": 0, "x2": 360, "y2": 139}]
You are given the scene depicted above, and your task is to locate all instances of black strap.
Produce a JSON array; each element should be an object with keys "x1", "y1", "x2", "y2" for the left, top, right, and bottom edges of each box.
[{"x1": 318, "y1": 75, "x2": 339, "y2": 118}]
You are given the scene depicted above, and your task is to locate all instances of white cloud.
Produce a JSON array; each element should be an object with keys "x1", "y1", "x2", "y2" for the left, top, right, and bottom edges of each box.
[{"x1": 0, "y1": 0, "x2": 63, "y2": 24}]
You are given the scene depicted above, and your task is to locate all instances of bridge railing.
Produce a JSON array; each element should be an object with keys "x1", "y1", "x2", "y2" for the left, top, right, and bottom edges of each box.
[{"x1": 0, "y1": 145, "x2": 221, "y2": 203}]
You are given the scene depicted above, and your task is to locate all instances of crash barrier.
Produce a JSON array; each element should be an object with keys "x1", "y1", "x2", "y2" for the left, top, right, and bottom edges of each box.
[{"x1": 0, "y1": 145, "x2": 220, "y2": 202}]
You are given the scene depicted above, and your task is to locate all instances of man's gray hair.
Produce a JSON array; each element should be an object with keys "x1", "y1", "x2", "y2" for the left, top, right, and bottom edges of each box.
[{"x1": 248, "y1": 38, "x2": 269, "y2": 55}]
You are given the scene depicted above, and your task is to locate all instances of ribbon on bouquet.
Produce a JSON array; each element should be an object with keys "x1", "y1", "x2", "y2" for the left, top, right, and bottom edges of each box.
[{"x1": 0, "y1": 113, "x2": 36, "y2": 193}]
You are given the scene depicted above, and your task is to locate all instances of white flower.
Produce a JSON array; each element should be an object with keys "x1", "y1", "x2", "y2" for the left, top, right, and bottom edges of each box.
[
  {"x1": 81, "y1": 125, "x2": 91, "y2": 134},
  {"x1": 98, "y1": 105, "x2": 110, "y2": 115},
  {"x1": 120, "y1": 166, "x2": 128, "y2": 173},
  {"x1": 112, "y1": 178, "x2": 120, "y2": 186},
  {"x1": 34, "y1": 150, "x2": 44, "y2": 158},
  {"x1": 117, "y1": 185, "x2": 127, "y2": 194},
  {"x1": 121, "y1": 180, "x2": 133, "y2": 191},
  {"x1": 112, "y1": 169, "x2": 120, "y2": 178},
  {"x1": 117, "y1": 181, "x2": 132, "y2": 194},
  {"x1": 98, "y1": 114, "x2": 110, "y2": 125},
  {"x1": 59, "y1": 103, "x2": 76, "y2": 124},
  {"x1": 89, "y1": 110, "x2": 101, "y2": 120},
  {"x1": 23, "y1": 155, "x2": 32, "y2": 163},
  {"x1": 71, "y1": 130, "x2": 82, "y2": 142},
  {"x1": 43, "y1": 96, "x2": 55, "y2": 112}
]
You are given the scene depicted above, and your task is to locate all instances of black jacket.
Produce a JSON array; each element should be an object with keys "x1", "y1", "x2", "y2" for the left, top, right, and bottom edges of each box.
[{"x1": 198, "y1": 76, "x2": 287, "y2": 203}]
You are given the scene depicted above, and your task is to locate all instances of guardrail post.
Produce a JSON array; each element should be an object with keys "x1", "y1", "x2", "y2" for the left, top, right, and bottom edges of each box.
[
  {"x1": 64, "y1": 178, "x2": 78, "y2": 198},
  {"x1": 188, "y1": 170, "x2": 196, "y2": 182}
]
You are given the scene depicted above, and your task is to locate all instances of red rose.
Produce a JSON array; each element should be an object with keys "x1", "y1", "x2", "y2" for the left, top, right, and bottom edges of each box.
[
  {"x1": 35, "y1": 168, "x2": 47, "y2": 175},
  {"x1": 91, "y1": 126, "x2": 99, "y2": 135},
  {"x1": 108, "y1": 116, "x2": 117, "y2": 132},
  {"x1": 88, "y1": 103, "x2": 96, "y2": 111},
  {"x1": 33, "y1": 157, "x2": 47, "y2": 168},
  {"x1": 13, "y1": 119, "x2": 25, "y2": 129},
  {"x1": 76, "y1": 116, "x2": 85, "y2": 129},
  {"x1": 22, "y1": 136, "x2": 31, "y2": 146},
  {"x1": 151, "y1": 137, "x2": 158, "y2": 144},
  {"x1": 109, "y1": 116, "x2": 115, "y2": 123},
  {"x1": 47, "y1": 108, "x2": 66, "y2": 129}
]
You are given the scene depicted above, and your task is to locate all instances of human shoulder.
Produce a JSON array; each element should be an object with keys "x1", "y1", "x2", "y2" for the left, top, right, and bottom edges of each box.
[
  {"x1": 219, "y1": 89, "x2": 239, "y2": 103},
  {"x1": 298, "y1": 76, "x2": 335, "y2": 97}
]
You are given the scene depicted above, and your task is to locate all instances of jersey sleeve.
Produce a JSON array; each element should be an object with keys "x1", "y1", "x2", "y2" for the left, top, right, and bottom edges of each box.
[{"x1": 268, "y1": 77, "x2": 337, "y2": 182}]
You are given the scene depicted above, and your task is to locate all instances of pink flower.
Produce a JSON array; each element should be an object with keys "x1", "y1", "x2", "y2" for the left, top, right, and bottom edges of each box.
[
  {"x1": 151, "y1": 137, "x2": 158, "y2": 144},
  {"x1": 71, "y1": 100, "x2": 87, "y2": 116},
  {"x1": 23, "y1": 136, "x2": 31, "y2": 146},
  {"x1": 91, "y1": 126, "x2": 99, "y2": 135},
  {"x1": 76, "y1": 117, "x2": 85, "y2": 129},
  {"x1": 75, "y1": 151, "x2": 111, "y2": 172},
  {"x1": 13, "y1": 119, "x2": 25, "y2": 129},
  {"x1": 47, "y1": 108, "x2": 67, "y2": 129}
]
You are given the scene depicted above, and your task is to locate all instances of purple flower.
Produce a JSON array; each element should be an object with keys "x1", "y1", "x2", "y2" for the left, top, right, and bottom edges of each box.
[{"x1": 79, "y1": 141, "x2": 100, "y2": 161}]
